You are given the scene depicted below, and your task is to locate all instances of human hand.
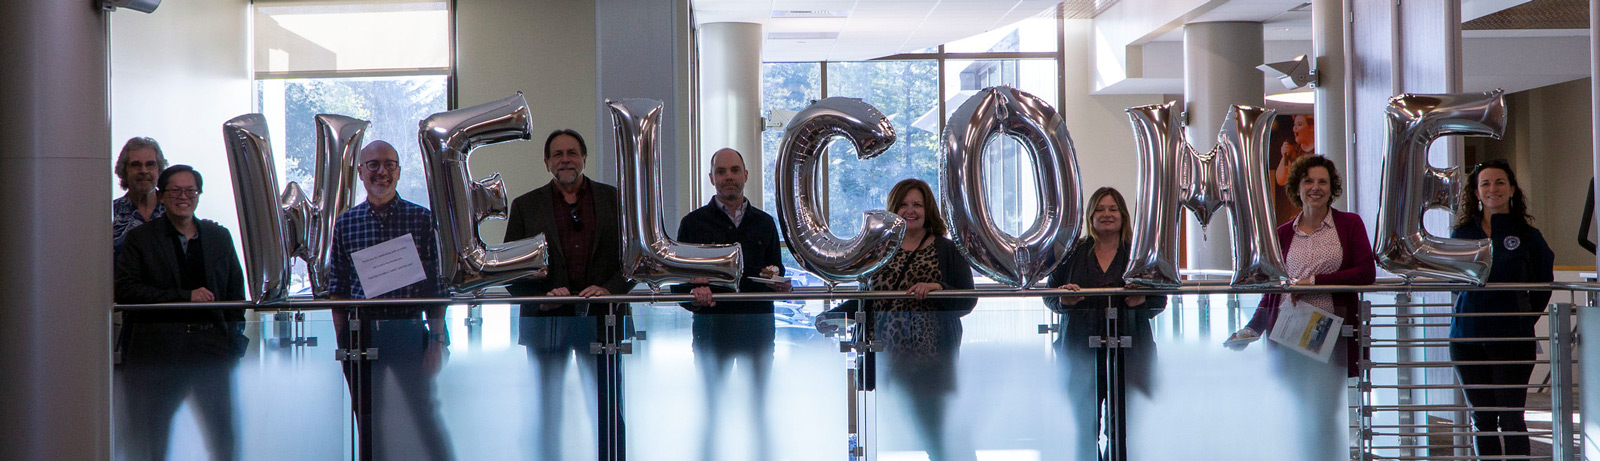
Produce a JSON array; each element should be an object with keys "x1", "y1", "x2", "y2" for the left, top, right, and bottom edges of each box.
[
  {"x1": 578, "y1": 285, "x2": 610, "y2": 297},
  {"x1": 690, "y1": 286, "x2": 715, "y2": 307},
  {"x1": 190, "y1": 288, "x2": 215, "y2": 302},
  {"x1": 907, "y1": 282, "x2": 943, "y2": 301},
  {"x1": 1056, "y1": 283, "x2": 1083, "y2": 306},
  {"x1": 1224, "y1": 327, "x2": 1260, "y2": 351}
]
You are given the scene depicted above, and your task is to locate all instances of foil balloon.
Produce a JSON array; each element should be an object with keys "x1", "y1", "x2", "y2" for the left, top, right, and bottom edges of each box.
[
  {"x1": 941, "y1": 86, "x2": 1080, "y2": 288},
  {"x1": 304, "y1": 114, "x2": 368, "y2": 298},
  {"x1": 1373, "y1": 91, "x2": 1505, "y2": 284},
  {"x1": 222, "y1": 114, "x2": 299, "y2": 304},
  {"x1": 1124, "y1": 102, "x2": 1289, "y2": 288},
  {"x1": 609, "y1": 98, "x2": 743, "y2": 292},
  {"x1": 775, "y1": 97, "x2": 906, "y2": 284},
  {"x1": 419, "y1": 93, "x2": 548, "y2": 293}
]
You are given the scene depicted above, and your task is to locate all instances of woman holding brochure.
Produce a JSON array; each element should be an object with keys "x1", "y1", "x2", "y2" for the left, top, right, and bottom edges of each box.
[
  {"x1": 1449, "y1": 159, "x2": 1553, "y2": 458},
  {"x1": 1226, "y1": 155, "x2": 1374, "y2": 461}
]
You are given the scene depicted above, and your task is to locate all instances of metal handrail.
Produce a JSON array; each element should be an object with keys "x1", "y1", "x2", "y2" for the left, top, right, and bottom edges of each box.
[{"x1": 111, "y1": 281, "x2": 1596, "y2": 311}]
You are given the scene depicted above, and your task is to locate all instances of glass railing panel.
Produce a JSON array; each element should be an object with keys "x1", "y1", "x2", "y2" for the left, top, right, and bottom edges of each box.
[
  {"x1": 866, "y1": 296, "x2": 1065, "y2": 460},
  {"x1": 114, "y1": 312, "x2": 350, "y2": 460},
  {"x1": 622, "y1": 302, "x2": 850, "y2": 461},
  {"x1": 1126, "y1": 293, "x2": 1351, "y2": 461}
]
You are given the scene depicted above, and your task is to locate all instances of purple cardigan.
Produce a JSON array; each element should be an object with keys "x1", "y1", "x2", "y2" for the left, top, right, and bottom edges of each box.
[{"x1": 1247, "y1": 208, "x2": 1376, "y2": 376}]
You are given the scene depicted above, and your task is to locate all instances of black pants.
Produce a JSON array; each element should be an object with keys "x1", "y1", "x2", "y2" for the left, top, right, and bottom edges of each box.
[
  {"x1": 1451, "y1": 340, "x2": 1537, "y2": 457},
  {"x1": 118, "y1": 323, "x2": 243, "y2": 461},
  {"x1": 692, "y1": 314, "x2": 775, "y2": 460},
  {"x1": 336, "y1": 309, "x2": 454, "y2": 461},
  {"x1": 524, "y1": 314, "x2": 628, "y2": 461}
]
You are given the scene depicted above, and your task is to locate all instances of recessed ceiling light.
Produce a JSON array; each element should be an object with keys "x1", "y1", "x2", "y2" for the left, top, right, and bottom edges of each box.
[{"x1": 772, "y1": 10, "x2": 849, "y2": 19}]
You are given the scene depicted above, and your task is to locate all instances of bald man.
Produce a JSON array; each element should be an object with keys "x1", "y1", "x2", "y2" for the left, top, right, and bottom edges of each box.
[
  {"x1": 673, "y1": 147, "x2": 790, "y2": 459},
  {"x1": 327, "y1": 140, "x2": 453, "y2": 461}
]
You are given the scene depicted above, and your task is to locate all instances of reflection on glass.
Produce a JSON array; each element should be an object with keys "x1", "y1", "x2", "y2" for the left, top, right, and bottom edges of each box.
[
  {"x1": 942, "y1": 15, "x2": 1059, "y2": 54},
  {"x1": 340, "y1": 313, "x2": 454, "y2": 460}
]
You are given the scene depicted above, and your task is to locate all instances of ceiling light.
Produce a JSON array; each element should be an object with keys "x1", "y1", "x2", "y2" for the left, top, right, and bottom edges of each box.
[
  {"x1": 772, "y1": 10, "x2": 849, "y2": 19},
  {"x1": 1266, "y1": 91, "x2": 1315, "y2": 105}
]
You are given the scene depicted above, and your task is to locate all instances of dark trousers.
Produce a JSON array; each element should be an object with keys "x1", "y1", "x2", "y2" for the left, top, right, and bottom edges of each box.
[
  {"x1": 1451, "y1": 340, "x2": 1537, "y2": 457},
  {"x1": 118, "y1": 323, "x2": 243, "y2": 461},
  {"x1": 692, "y1": 314, "x2": 776, "y2": 460},
  {"x1": 525, "y1": 314, "x2": 627, "y2": 461},
  {"x1": 335, "y1": 308, "x2": 454, "y2": 461}
]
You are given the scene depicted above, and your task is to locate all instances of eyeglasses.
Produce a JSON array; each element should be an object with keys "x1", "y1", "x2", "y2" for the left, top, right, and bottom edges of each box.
[
  {"x1": 164, "y1": 188, "x2": 201, "y2": 198},
  {"x1": 127, "y1": 160, "x2": 161, "y2": 170},
  {"x1": 567, "y1": 202, "x2": 584, "y2": 232},
  {"x1": 361, "y1": 160, "x2": 400, "y2": 173}
]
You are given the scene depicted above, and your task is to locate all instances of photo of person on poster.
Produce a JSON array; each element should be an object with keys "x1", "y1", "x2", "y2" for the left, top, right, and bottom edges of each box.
[{"x1": 1272, "y1": 113, "x2": 1315, "y2": 222}]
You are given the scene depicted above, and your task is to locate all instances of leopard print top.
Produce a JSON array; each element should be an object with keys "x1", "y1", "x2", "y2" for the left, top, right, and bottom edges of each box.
[{"x1": 867, "y1": 236, "x2": 944, "y2": 357}]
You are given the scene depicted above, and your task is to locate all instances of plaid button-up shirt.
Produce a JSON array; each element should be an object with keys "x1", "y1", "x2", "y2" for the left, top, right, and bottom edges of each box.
[
  {"x1": 328, "y1": 196, "x2": 444, "y2": 299},
  {"x1": 112, "y1": 195, "x2": 164, "y2": 257}
]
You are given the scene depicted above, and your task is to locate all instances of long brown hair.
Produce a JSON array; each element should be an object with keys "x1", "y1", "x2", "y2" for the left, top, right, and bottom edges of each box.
[
  {"x1": 886, "y1": 178, "x2": 946, "y2": 236},
  {"x1": 1082, "y1": 187, "x2": 1132, "y2": 245},
  {"x1": 1455, "y1": 159, "x2": 1532, "y2": 230}
]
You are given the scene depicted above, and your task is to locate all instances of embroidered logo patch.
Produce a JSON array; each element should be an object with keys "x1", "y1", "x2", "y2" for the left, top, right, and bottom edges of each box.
[{"x1": 1504, "y1": 236, "x2": 1521, "y2": 250}]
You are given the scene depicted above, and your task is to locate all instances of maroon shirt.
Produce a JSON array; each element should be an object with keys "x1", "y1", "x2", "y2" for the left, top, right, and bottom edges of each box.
[{"x1": 551, "y1": 177, "x2": 597, "y2": 292}]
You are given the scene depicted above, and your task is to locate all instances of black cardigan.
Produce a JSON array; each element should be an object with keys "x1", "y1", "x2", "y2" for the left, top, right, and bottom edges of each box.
[{"x1": 837, "y1": 234, "x2": 977, "y2": 315}]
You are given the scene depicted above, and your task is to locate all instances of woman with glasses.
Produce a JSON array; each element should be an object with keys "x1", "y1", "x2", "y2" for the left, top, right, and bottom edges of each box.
[
  {"x1": 835, "y1": 178, "x2": 976, "y2": 461},
  {"x1": 1449, "y1": 159, "x2": 1554, "y2": 458},
  {"x1": 1227, "y1": 154, "x2": 1375, "y2": 460},
  {"x1": 1045, "y1": 186, "x2": 1165, "y2": 461}
]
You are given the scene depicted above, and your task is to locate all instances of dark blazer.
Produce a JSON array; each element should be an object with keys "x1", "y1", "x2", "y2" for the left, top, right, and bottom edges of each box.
[
  {"x1": 1449, "y1": 214, "x2": 1554, "y2": 340},
  {"x1": 505, "y1": 176, "x2": 636, "y2": 317},
  {"x1": 114, "y1": 215, "x2": 246, "y2": 324},
  {"x1": 672, "y1": 199, "x2": 786, "y2": 315},
  {"x1": 1248, "y1": 208, "x2": 1375, "y2": 377}
]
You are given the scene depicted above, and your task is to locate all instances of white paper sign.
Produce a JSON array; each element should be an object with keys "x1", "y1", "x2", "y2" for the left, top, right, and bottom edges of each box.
[
  {"x1": 352, "y1": 233, "x2": 427, "y2": 298},
  {"x1": 1268, "y1": 299, "x2": 1345, "y2": 363}
]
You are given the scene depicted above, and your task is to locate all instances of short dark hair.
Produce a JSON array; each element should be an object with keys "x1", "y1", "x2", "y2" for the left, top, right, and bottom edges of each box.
[
  {"x1": 157, "y1": 165, "x2": 203, "y2": 193},
  {"x1": 114, "y1": 137, "x2": 168, "y2": 191},
  {"x1": 886, "y1": 178, "x2": 946, "y2": 237},
  {"x1": 1284, "y1": 155, "x2": 1343, "y2": 208},
  {"x1": 543, "y1": 129, "x2": 587, "y2": 160}
]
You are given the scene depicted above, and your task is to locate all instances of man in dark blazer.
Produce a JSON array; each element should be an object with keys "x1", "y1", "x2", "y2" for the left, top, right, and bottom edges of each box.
[
  {"x1": 505, "y1": 129, "x2": 635, "y2": 461},
  {"x1": 114, "y1": 165, "x2": 246, "y2": 461}
]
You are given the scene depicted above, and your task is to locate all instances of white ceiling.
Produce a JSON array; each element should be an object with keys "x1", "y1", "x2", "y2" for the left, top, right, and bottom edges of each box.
[{"x1": 691, "y1": 0, "x2": 1063, "y2": 61}]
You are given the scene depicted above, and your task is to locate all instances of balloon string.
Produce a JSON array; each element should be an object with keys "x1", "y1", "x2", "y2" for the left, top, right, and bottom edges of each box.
[{"x1": 1200, "y1": 225, "x2": 1208, "y2": 241}]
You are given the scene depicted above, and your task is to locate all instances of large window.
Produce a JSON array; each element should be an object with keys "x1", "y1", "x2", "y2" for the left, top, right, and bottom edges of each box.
[
  {"x1": 253, "y1": 1, "x2": 451, "y2": 292},
  {"x1": 758, "y1": 11, "x2": 1062, "y2": 256}
]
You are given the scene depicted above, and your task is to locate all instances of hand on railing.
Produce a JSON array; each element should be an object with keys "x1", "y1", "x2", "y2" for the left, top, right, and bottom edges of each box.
[{"x1": 1223, "y1": 326, "x2": 1260, "y2": 351}]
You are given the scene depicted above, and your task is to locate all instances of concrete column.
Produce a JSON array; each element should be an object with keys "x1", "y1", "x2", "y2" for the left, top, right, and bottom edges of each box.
[
  {"x1": 1183, "y1": 21, "x2": 1264, "y2": 273},
  {"x1": 697, "y1": 22, "x2": 764, "y2": 208},
  {"x1": 0, "y1": 2, "x2": 112, "y2": 460},
  {"x1": 1315, "y1": 0, "x2": 1351, "y2": 211}
]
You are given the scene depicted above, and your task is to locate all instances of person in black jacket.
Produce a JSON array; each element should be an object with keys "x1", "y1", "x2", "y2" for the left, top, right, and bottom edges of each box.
[
  {"x1": 504, "y1": 129, "x2": 637, "y2": 461},
  {"x1": 673, "y1": 148, "x2": 792, "y2": 460},
  {"x1": 114, "y1": 165, "x2": 247, "y2": 461},
  {"x1": 1449, "y1": 159, "x2": 1554, "y2": 458},
  {"x1": 1045, "y1": 187, "x2": 1165, "y2": 461},
  {"x1": 837, "y1": 178, "x2": 976, "y2": 461}
]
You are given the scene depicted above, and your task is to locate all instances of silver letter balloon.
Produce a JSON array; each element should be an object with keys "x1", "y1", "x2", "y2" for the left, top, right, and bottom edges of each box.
[
  {"x1": 941, "y1": 86, "x2": 1080, "y2": 288},
  {"x1": 1373, "y1": 90, "x2": 1505, "y2": 285},
  {"x1": 609, "y1": 98, "x2": 744, "y2": 292},
  {"x1": 223, "y1": 114, "x2": 312, "y2": 303},
  {"x1": 1124, "y1": 102, "x2": 1289, "y2": 288},
  {"x1": 305, "y1": 114, "x2": 369, "y2": 298},
  {"x1": 419, "y1": 93, "x2": 549, "y2": 294},
  {"x1": 775, "y1": 97, "x2": 906, "y2": 285}
]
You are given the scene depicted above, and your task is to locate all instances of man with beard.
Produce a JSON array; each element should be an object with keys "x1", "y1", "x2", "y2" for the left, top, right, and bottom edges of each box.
[
  {"x1": 505, "y1": 129, "x2": 635, "y2": 461},
  {"x1": 112, "y1": 137, "x2": 168, "y2": 256},
  {"x1": 327, "y1": 140, "x2": 454, "y2": 460}
]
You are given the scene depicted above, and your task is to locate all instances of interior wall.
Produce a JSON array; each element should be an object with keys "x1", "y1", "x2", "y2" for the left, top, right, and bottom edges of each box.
[
  {"x1": 1475, "y1": 78, "x2": 1595, "y2": 268},
  {"x1": 454, "y1": 0, "x2": 598, "y2": 245},
  {"x1": 110, "y1": 0, "x2": 252, "y2": 255},
  {"x1": 1063, "y1": 19, "x2": 1164, "y2": 209}
]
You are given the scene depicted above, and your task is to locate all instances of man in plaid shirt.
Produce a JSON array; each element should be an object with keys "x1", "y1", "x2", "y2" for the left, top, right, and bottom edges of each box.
[{"x1": 327, "y1": 140, "x2": 453, "y2": 460}]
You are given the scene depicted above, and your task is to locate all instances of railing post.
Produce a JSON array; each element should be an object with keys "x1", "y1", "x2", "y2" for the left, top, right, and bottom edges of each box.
[{"x1": 1551, "y1": 302, "x2": 1575, "y2": 461}]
